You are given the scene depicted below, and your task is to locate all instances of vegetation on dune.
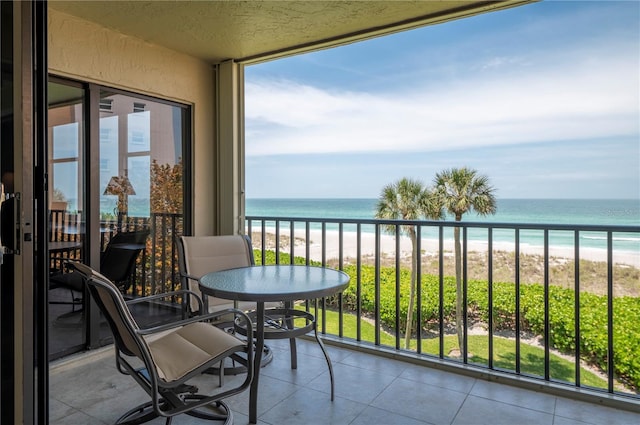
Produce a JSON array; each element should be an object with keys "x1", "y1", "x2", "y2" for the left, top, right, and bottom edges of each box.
[{"x1": 255, "y1": 249, "x2": 640, "y2": 392}]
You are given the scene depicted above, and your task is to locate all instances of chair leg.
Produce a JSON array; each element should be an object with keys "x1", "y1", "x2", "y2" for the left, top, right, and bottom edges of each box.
[
  {"x1": 68, "y1": 289, "x2": 77, "y2": 311},
  {"x1": 289, "y1": 337, "x2": 298, "y2": 370},
  {"x1": 218, "y1": 359, "x2": 224, "y2": 387},
  {"x1": 181, "y1": 397, "x2": 233, "y2": 424},
  {"x1": 314, "y1": 324, "x2": 335, "y2": 401},
  {"x1": 116, "y1": 400, "x2": 159, "y2": 424}
]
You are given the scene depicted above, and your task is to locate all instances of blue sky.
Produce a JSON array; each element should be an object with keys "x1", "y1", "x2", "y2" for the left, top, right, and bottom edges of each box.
[{"x1": 244, "y1": 1, "x2": 639, "y2": 200}]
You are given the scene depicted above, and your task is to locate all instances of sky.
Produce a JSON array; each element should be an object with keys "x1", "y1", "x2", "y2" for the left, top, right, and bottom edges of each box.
[{"x1": 244, "y1": 1, "x2": 640, "y2": 200}]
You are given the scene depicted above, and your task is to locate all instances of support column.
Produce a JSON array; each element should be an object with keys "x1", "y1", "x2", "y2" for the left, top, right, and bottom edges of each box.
[{"x1": 215, "y1": 60, "x2": 245, "y2": 235}]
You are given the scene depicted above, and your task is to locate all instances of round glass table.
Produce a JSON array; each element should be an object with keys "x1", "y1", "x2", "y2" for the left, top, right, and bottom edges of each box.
[{"x1": 199, "y1": 264, "x2": 350, "y2": 424}]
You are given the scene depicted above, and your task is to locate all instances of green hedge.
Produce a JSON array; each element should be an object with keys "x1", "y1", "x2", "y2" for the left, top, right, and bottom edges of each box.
[{"x1": 254, "y1": 250, "x2": 640, "y2": 389}]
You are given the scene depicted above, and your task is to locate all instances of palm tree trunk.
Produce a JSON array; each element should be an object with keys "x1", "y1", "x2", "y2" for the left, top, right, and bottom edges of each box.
[
  {"x1": 454, "y1": 224, "x2": 464, "y2": 353},
  {"x1": 404, "y1": 228, "x2": 418, "y2": 349}
]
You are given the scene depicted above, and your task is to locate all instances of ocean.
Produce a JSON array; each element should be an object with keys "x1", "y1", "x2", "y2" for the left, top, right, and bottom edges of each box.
[{"x1": 246, "y1": 198, "x2": 640, "y2": 254}]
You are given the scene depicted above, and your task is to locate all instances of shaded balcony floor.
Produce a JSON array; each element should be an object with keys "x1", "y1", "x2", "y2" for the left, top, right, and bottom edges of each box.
[{"x1": 49, "y1": 337, "x2": 640, "y2": 425}]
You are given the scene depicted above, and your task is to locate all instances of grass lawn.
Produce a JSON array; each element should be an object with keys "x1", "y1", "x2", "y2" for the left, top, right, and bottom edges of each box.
[{"x1": 309, "y1": 305, "x2": 609, "y2": 390}]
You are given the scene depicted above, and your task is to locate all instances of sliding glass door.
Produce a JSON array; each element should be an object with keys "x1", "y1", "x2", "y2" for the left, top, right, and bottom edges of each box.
[{"x1": 47, "y1": 79, "x2": 190, "y2": 359}]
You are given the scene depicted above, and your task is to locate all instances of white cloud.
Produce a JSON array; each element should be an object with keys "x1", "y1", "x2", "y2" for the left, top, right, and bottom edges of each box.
[
  {"x1": 477, "y1": 55, "x2": 529, "y2": 71},
  {"x1": 245, "y1": 45, "x2": 638, "y2": 157}
]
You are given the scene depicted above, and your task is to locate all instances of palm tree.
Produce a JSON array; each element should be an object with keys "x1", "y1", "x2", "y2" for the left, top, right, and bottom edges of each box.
[
  {"x1": 433, "y1": 167, "x2": 496, "y2": 354},
  {"x1": 375, "y1": 177, "x2": 442, "y2": 349}
]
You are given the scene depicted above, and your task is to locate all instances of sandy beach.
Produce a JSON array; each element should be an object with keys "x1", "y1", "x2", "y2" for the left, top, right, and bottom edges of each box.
[{"x1": 250, "y1": 226, "x2": 640, "y2": 268}]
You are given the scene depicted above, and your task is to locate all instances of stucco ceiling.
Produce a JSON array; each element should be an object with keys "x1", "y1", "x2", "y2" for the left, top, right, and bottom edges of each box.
[{"x1": 48, "y1": 0, "x2": 531, "y2": 64}]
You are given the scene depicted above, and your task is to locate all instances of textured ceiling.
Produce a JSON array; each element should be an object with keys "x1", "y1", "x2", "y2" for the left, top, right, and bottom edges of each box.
[{"x1": 48, "y1": 0, "x2": 531, "y2": 64}]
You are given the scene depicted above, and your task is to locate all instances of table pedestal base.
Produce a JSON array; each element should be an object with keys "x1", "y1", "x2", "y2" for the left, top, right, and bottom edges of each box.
[{"x1": 235, "y1": 307, "x2": 335, "y2": 402}]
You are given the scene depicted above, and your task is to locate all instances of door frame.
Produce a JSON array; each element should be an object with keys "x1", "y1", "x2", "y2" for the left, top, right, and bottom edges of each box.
[{"x1": 1, "y1": 0, "x2": 48, "y2": 423}]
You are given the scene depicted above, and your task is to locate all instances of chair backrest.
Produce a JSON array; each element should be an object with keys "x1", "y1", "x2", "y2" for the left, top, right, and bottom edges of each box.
[
  {"x1": 177, "y1": 235, "x2": 254, "y2": 313},
  {"x1": 69, "y1": 262, "x2": 145, "y2": 359},
  {"x1": 101, "y1": 229, "x2": 150, "y2": 290}
]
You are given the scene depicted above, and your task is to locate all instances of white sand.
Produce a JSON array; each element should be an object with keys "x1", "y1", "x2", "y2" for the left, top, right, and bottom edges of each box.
[{"x1": 250, "y1": 226, "x2": 640, "y2": 268}]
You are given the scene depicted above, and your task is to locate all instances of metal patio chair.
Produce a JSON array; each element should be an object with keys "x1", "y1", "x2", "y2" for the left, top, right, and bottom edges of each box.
[
  {"x1": 50, "y1": 229, "x2": 150, "y2": 323},
  {"x1": 176, "y1": 235, "x2": 322, "y2": 385},
  {"x1": 68, "y1": 261, "x2": 253, "y2": 425}
]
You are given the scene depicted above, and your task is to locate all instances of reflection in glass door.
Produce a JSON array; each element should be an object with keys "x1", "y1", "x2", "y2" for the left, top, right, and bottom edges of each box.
[
  {"x1": 99, "y1": 90, "x2": 186, "y2": 302},
  {"x1": 47, "y1": 80, "x2": 86, "y2": 359},
  {"x1": 99, "y1": 93, "x2": 153, "y2": 229}
]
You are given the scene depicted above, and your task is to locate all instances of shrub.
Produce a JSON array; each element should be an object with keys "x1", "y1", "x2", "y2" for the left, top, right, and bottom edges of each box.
[{"x1": 255, "y1": 250, "x2": 640, "y2": 389}]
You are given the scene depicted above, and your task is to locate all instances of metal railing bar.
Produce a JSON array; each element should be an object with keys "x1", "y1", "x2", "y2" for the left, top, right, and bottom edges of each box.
[
  {"x1": 416, "y1": 225, "x2": 423, "y2": 354},
  {"x1": 170, "y1": 215, "x2": 177, "y2": 292},
  {"x1": 395, "y1": 225, "x2": 401, "y2": 350},
  {"x1": 375, "y1": 223, "x2": 381, "y2": 346},
  {"x1": 574, "y1": 230, "x2": 581, "y2": 387},
  {"x1": 515, "y1": 228, "x2": 521, "y2": 374},
  {"x1": 438, "y1": 226, "x2": 445, "y2": 359},
  {"x1": 463, "y1": 226, "x2": 468, "y2": 363},
  {"x1": 260, "y1": 220, "x2": 266, "y2": 265},
  {"x1": 356, "y1": 223, "x2": 362, "y2": 342},
  {"x1": 544, "y1": 229, "x2": 550, "y2": 381},
  {"x1": 160, "y1": 217, "x2": 168, "y2": 295},
  {"x1": 607, "y1": 231, "x2": 614, "y2": 393},
  {"x1": 305, "y1": 222, "x2": 311, "y2": 265},
  {"x1": 289, "y1": 221, "x2": 295, "y2": 264},
  {"x1": 338, "y1": 222, "x2": 344, "y2": 338},
  {"x1": 321, "y1": 222, "x2": 327, "y2": 334},
  {"x1": 322, "y1": 222, "x2": 327, "y2": 266},
  {"x1": 275, "y1": 220, "x2": 281, "y2": 265},
  {"x1": 149, "y1": 216, "x2": 157, "y2": 296},
  {"x1": 488, "y1": 228, "x2": 494, "y2": 369}
]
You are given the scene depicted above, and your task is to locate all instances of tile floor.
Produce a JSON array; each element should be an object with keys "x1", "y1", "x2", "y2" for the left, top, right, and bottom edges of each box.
[{"x1": 50, "y1": 338, "x2": 640, "y2": 425}]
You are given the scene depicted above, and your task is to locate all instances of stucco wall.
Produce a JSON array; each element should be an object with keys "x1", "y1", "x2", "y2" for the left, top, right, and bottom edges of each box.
[{"x1": 48, "y1": 8, "x2": 215, "y2": 234}]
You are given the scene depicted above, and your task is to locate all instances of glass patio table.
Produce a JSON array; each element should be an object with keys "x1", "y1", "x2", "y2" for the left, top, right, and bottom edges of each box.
[{"x1": 199, "y1": 264, "x2": 350, "y2": 424}]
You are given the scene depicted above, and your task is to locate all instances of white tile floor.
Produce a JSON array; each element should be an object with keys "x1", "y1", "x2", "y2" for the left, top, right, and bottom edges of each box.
[{"x1": 50, "y1": 338, "x2": 640, "y2": 425}]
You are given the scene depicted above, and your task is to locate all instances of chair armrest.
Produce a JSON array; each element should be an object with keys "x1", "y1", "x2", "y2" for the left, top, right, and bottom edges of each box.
[
  {"x1": 125, "y1": 289, "x2": 204, "y2": 313},
  {"x1": 179, "y1": 271, "x2": 200, "y2": 283},
  {"x1": 178, "y1": 271, "x2": 212, "y2": 314},
  {"x1": 136, "y1": 307, "x2": 253, "y2": 342}
]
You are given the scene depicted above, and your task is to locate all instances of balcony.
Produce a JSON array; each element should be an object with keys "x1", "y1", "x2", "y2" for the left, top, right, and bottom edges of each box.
[
  {"x1": 246, "y1": 216, "x2": 639, "y2": 403},
  {"x1": 50, "y1": 337, "x2": 640, "y2": 425},
  {"x1": 49, "y1": 215, "x2": 640, "y2": 423}
]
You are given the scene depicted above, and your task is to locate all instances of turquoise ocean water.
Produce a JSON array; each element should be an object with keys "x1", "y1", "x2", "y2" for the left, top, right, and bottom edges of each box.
[{"x1": 246, "y1": 198, "x2": 640, "y2": 254}]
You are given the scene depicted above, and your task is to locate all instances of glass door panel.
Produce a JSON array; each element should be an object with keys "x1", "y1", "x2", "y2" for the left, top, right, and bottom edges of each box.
[{"x1": 47, "y1": 80, "x2": 86, "y2": 359}]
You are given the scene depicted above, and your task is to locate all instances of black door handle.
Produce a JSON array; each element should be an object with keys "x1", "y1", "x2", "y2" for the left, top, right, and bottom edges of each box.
[{"x1": 1, "y1": 193, "x2": 20, "y2": 255}]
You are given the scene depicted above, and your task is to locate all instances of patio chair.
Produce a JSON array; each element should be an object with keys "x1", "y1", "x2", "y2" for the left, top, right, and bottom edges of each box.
[
  {"x1": 68, "y1": 261, "x2": 253, "y2": 425},
  {"x1": 177, "y1": 235, "x2": 279, "y2": 372},
  {"x1": 177, "y1": 235, "x2": 266, "y2": 316},
  {"x1": 176, "y1": 235, "x2": 319, "y2": 377},
  {"x1": 49, "y1": 229, "x2": 150, "y2": 324}
]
